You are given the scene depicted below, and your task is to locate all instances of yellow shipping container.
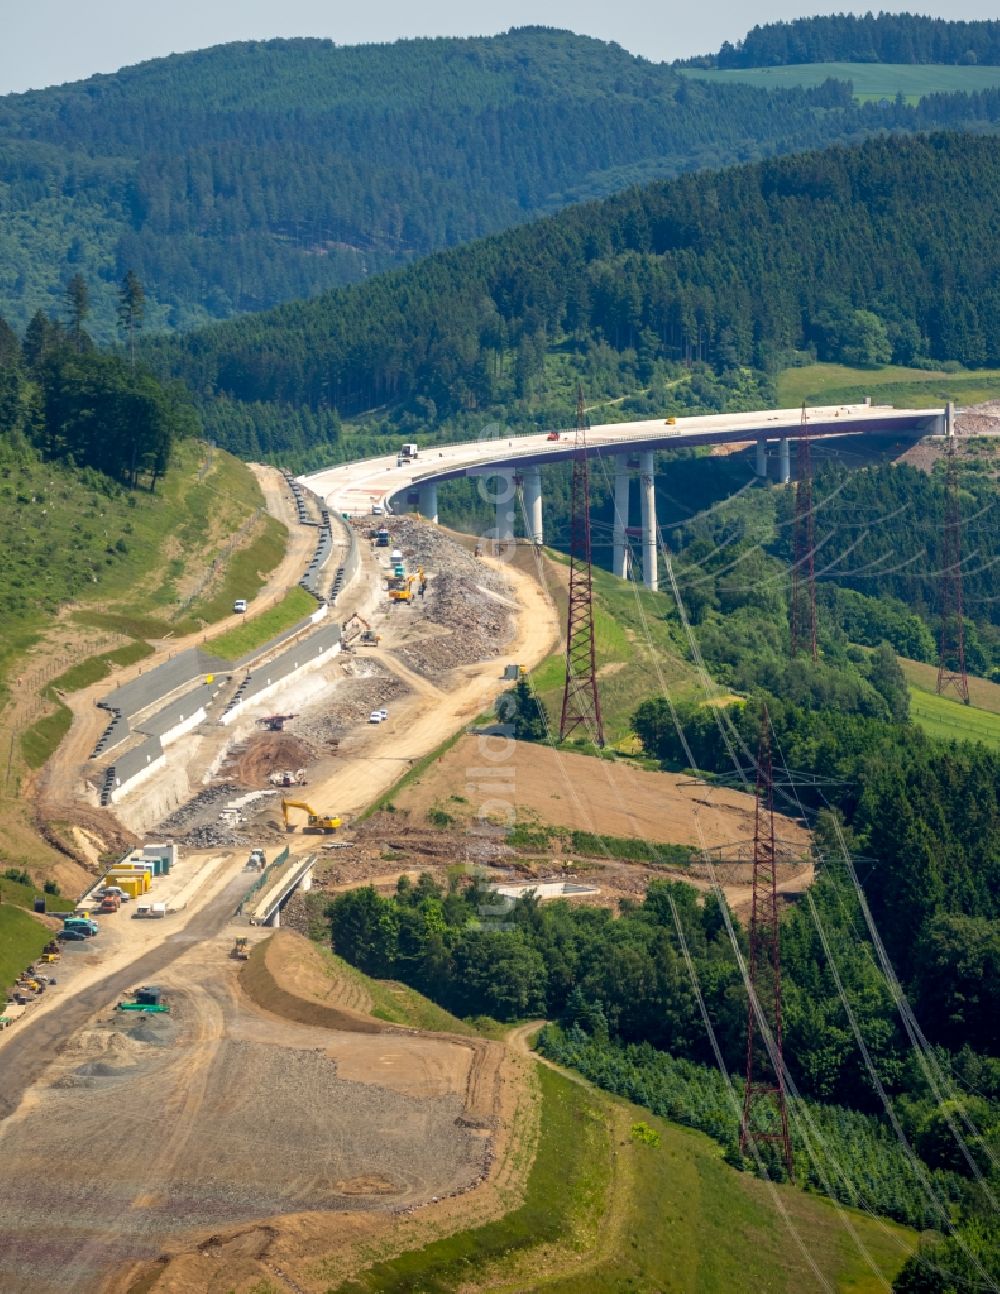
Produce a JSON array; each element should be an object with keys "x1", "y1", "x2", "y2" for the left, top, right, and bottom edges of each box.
[
  {"x1": 109, "y1": 878, "x2": 142, "y2": 899},
  {"x1": 105, "y1": 872, "x2": 149, "y2": 895}
]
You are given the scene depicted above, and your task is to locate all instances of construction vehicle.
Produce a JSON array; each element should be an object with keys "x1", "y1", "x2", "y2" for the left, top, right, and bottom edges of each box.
[
  {"x1": 257, "y1": 714, "x2": 296, "y2": 731},
  {"x1": 546, "y1": 431, "x2": 561, "y2": 441},
  {"x1": 389, "y1": 574, "x2": 417, "y2": 602},
  {"x1": 343, "y1": 613, "x2": 380, "y2": 646},
  {"x1": 375, "y1": 527, "x2": 390, "y2": 548},
  {"x1": 281, "y1": 799, "x2": 342, "y2": 834},
  {"x1": 232, "y1": 937, "x2": 250, "y2": 961},
  {"x1": 665, "y1": 416, "x2": 677, "y2": 425}
]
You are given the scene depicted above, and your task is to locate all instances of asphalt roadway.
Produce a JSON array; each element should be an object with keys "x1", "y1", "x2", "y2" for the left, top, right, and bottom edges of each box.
[{"x1": 0, "y1": 872, "x2": 249, "y2": 1123}]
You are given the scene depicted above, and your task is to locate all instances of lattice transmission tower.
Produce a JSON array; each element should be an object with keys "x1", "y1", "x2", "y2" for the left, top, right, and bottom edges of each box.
[
  {"x1": 790, "y1": 403, "x2": 817, "y2": 660},
  {"x1": 936, "y1": 419, "x2": 970, "y2": 703},
  {"x1": 740, "y1": 706, "x2": 794, "y2": 1178},
  {"x1": 559, "y1": 388, "x2": 604, "y2": 746}
]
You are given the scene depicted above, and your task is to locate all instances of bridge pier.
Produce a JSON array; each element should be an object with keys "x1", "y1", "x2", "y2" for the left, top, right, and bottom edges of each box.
[
  {"x1": 300, "y1": 863, "x2": 314, "y2": 892},
  {"x1": 267, "y1": 907, "x2": 280, "y2": 929},
  {"x1": 640, "y1": 451, "x2": 658, "y2": 592},
  {"x1": 778, "y1": 438, "x2": 791, "y2": 485},
  {"x1": 756, "y1": 438, "x2": 768, "y2": 478},
  {"x1": 612, "y1": 458, "x2": 631, "y2": 578},
  {"x1": 491, "y1": 468, "x2": 514, "y2": 543},
  {"x1": 523, "y1": 466, "x2": 543, "y2": 544},
  {"x1": 418, "y1": 482, "x2": 438, "y2": 523}
]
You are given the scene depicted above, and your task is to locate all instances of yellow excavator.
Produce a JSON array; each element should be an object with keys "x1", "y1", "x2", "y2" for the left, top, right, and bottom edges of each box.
[
  {"x1": 389, "y1": 574, "x2": 417, "y2": 602},
  {"x1": 281, "y1": 799, "x2": 342, "y2": 834}
]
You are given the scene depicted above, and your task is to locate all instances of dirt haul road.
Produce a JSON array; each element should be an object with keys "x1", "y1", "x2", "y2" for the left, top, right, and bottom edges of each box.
[{"x1": 288, "y1": 553, "x2": 559, "y2": 826}]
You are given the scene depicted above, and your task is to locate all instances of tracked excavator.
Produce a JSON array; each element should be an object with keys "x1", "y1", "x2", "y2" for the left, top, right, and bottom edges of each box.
[{"x1": 281, "y1": 799, "x2": 342, "y2": 834}]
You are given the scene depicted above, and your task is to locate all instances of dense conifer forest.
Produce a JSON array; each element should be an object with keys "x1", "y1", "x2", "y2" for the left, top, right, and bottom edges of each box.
[
  {"x1": 3, "y1": 27, "x2": 1000, "y2": 336},
  {"x1": 686, "y1": 13, "x2": 1000, "y2": 69},
  {"x1": 151, "y1": 132, "x2": 1000, "y2": 458}
]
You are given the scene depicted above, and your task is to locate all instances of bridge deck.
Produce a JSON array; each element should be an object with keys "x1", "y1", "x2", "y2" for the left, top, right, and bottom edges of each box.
[
  {"x1": 249, "y1": 852, "x2": 316, "y2": 925},
  {"x1": 303, "y1": 402, "x2": 944, "y2": 517}
]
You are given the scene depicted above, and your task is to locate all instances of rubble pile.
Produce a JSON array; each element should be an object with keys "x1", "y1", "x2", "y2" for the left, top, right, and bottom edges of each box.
[
  {"x1": 377, "y1": 516, "x2": 511, "y2": 598},
  {"x1": 397, "y1": 571, "x2": 514, "y2": 678},
  {"x1": 292, "y1": 671, "x2": 407, "y2": 747},
  {"x1": 157, "y1": 782, "x2": 253, "y2": 844}
]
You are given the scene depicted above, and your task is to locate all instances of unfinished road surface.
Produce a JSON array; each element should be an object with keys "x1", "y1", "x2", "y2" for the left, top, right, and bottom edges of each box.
[{"x1": 0, "y1": 932, "x2": 494, "y2": 1294}]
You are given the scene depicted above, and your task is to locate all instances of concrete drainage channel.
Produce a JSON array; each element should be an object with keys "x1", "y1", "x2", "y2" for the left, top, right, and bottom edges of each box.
[{"x1": 96, "y1": 469, "x2": 363, "y2": 806}]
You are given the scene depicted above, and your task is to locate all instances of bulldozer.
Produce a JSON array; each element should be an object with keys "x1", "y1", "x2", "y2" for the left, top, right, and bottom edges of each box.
[
  {"x1": 231, "y1": 936, "x2": 249, "y2": 960},
  {"x1": 281, "y1": 799, "x2": 342, "y2": 834}
]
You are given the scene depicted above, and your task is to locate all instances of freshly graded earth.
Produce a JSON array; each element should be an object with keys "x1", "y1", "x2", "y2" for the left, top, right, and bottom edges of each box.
[
  {"x1": 0, "y1": 931, "x2": 498, "y2": 1294},
  {"x1": 394, "y1": 733, "x2": 810, "y2": 853}
]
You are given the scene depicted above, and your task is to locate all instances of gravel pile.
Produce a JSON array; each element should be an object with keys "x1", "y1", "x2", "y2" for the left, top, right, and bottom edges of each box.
[
  {"x1": 397, "y1": 571, "x2": 514, "y2": 678},
  {"x1": 377, "y1": 516, "x2": 510, "y2": 596},
  {"x1": 293, "y1": 670, "x2": 407, "y2": 747},
  {"x1": 158, "y1": 782, "x2": 252, "y2": 844},
  {"x1": 957, "y1": 401, "x2": 1000, "y2": 436}
]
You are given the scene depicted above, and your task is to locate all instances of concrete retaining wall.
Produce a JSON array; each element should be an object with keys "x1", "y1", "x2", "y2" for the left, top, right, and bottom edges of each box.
[
  {"x1": 101, "y1": 648, "x2": 228, "y2": 721},
  {"x1": 221, "y1": 622, "x2": 342, "y2": 725},
  {"x1": 108, "y1": 735, "x2": 166, "y2": 803}
]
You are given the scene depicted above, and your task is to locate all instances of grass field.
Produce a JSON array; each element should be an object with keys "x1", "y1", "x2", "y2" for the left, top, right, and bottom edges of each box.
[
  {"x1": 204, "y1": 585, "x2": 316, "y2": 661},
  {"x1": 0, "y1": 905, "x2": 54, "y2": 1002},
  {"x1": 0, "y1": 873, "x2": 74, "y2": 913},
  {"x1": 334, "y1": 1053, "x2": 915, "y2": 1293},
  {"x1": 678, "y1": 62, "x2": 1000, "y2": 104},
  {"x1": 908, "y1": 687, "x2": 1000, "y2": 750},
  {"x1": 900, "y1": 657, "x2": 1000, "y2": 714},
  {"x1": 777, "y1": 362, "x2": 1000, "y2": 410}
]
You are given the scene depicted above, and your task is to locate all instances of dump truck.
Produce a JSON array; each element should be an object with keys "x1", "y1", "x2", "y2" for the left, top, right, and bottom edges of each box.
[{"x1": 281, "y1": 799, "x2": 342, "y2": 834}]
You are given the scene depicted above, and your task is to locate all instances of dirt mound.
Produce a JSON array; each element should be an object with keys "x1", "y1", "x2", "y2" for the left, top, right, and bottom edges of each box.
[
  {"x1": 240, "y1": 930, "x2": 386, "y2": 1033},
  {"x1": 219, "y1": 731, "x2": 318, "y2": 788}
]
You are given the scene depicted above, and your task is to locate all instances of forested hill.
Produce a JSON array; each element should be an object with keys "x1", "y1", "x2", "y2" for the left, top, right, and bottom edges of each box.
[
  {"x1": 689, "y1": 13, "x2": 1000, "y2": 69},
  {"x1": 152, "y1": 132, "x2": 1000, "y2": 458},
  {"x1": 4, "y1": 30, "x2": 1000, "y2": 339}
]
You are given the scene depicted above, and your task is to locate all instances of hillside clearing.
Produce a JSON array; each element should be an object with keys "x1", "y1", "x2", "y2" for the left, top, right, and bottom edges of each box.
[
  {"x1": 777, "y1": 361, "x2": 1000, "y2": 410},
  {"x1": 908, "y1": 688, "x2": 1000, "y2": 750},
  {"x1": 335, "y1": 1045, "x2": 914, "y2": 1294},
  {"x1": 392, "y1": 733, "x2": 809, "y2": 854},
  {"x1": 678, "y1": 61, "x2": 1000, "y2": 103}
]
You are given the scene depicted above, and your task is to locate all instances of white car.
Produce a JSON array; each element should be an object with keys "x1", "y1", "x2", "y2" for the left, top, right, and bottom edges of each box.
[
  {"x1": 233, "y1": 598, "x2": 248, "y2": 614},
  {"x1": 369, "y1": 711, "x2": 383, "y2": 724}
]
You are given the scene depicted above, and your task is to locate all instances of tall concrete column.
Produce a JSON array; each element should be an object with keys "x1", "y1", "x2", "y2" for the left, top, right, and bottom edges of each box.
[
  {"x1": 496, "y1": 491, "x2": 515, "y2": 544},
  {"x1": 778, "y1": 438, "x2": 791, "y2": 485},
  {"x1": 418, "y1": 482, "x2": 438, "y2": 524},
  {"x1": 300, "y1": 865, "x2": 313, "y2": 893},
  {"x1": 946, "y1": 399, "x2": 955, "y2": 438},
  {"x1": 639, "y1": 450, "x2": 658, "y2": 592},
  {"x1": 612, "y1": 457, "x2": 631, "y2": 579},
  {"x1": 523, "y1": 466, "x2": 543, "y2": 545},
  {"x1": 756, "y1": 438, "x2": 768, "y2": 479}
]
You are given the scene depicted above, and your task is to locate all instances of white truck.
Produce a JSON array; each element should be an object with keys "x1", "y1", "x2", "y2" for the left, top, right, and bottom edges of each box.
[{"x1": 400, "y1": 443, "x2": 419, "y2": 460}]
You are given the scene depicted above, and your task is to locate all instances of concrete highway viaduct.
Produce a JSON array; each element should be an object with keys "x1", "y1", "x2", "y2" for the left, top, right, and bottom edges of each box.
[{"x1": 304, "y1": 402, "x2": 949, "y2": 592}]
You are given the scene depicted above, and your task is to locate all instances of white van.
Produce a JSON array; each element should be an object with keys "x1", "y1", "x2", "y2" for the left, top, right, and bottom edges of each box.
[{"x1": 233, "y1": 598, "x2": 248, "y2": 614}]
